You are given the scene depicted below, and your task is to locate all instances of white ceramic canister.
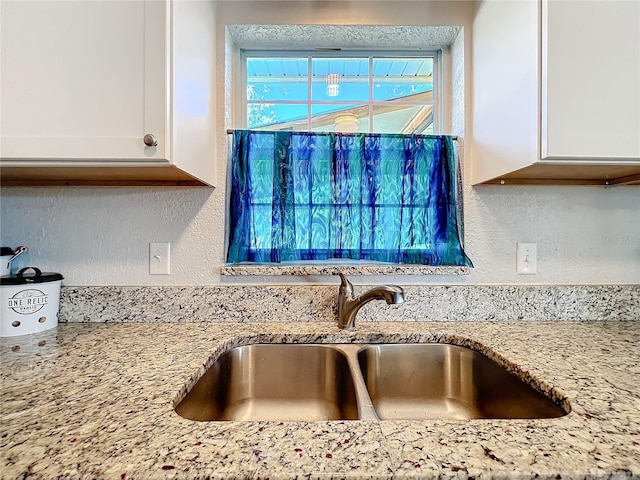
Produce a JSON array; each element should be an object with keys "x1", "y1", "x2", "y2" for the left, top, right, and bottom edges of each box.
[{"x1": 1, "y1": 267, "x2": 64, "y2": 337}]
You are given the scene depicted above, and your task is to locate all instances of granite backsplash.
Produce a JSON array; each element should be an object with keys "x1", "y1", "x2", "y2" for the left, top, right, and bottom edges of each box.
[{"x1": 59, "y1": 284, "x2": 639, "y2": 323}]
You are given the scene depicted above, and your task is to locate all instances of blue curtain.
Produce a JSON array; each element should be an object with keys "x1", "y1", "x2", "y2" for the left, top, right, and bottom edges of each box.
[{"x1": 227, "y1": 130, "x2": 472, "y2": 266}]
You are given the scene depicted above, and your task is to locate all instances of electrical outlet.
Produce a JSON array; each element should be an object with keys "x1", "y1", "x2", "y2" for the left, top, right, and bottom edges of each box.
[
  {"x1": 149, "y1": 243, "x2": 171, "y2": 275},
  {"x1": 516, "y1": 243, "x2": 537, "y2": 275}
]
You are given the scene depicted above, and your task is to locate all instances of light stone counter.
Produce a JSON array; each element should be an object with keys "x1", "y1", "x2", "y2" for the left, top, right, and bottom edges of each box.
[{"x1": 1, "y1": 320, "x2": 639, "y2": 479}]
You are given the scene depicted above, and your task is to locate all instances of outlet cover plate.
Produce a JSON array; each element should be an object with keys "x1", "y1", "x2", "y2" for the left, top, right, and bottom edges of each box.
[
  {"x1": 516, "y1": 243, "x2": 537, "y2": 275},
  {"x1": 149, "y1": 243, "x2": 171, "y2": 275}
]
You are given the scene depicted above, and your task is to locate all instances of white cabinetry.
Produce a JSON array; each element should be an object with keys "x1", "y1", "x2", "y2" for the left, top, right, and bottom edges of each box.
[
  {"x1": 472, "y1": 0, "x2": 640, "y2": 185},
  {"x1": 0, "y1": 0, "x2": 216, "y2": 186}
]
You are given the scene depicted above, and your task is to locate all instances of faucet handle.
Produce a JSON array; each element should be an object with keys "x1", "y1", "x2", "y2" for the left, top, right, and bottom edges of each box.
[{"x1": 338, "y1": 273, "x2": 353, "y2": 297}]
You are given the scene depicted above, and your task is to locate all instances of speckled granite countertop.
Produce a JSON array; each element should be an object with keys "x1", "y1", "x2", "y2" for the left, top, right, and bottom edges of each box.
[{"x1": 1, "y1": 321, "x2": 639, "y2": 479}]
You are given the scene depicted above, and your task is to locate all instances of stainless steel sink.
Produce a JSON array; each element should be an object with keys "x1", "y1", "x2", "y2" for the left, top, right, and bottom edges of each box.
[
  {"x1": 358, "y1": 344, "x2": 567, "y2": 420},
  {"x1": 174, "y1": 344, "x2": 358, "y2": 421},
  {"x1": 175, "y1": 343, "x2": 569, "y2": 422}
]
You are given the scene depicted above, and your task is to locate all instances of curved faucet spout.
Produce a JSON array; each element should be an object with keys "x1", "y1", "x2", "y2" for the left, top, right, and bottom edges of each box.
[{"x1": 337, "y1": 273, "x2": 405, "y2": 330}]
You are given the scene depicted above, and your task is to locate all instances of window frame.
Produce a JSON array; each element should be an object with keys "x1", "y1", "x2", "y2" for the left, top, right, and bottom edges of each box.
[
  {"x1": 223, "y1": 45, "x2": 470, "y2": 274},
  {"x1": 239, "y1": 49, "x2": 445, "y2": 135}
]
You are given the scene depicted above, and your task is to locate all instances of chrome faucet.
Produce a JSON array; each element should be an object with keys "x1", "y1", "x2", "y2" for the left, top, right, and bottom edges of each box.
[{"x1": 337, "y1": 273, "x2": 405, "y2": 330}]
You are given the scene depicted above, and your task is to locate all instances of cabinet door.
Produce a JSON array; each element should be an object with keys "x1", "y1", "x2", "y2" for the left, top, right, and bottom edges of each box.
[
  {"x1": 0, "y1": 0, "x2": 168, "y2": 161},
  {"x1": 541, "y1": 0, "x2": 640, "y2": 161}
]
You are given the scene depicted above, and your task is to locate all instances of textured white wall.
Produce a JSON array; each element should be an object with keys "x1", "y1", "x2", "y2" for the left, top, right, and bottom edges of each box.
[
  {"x1": 1, "y1": 184, "x2": 638, "y2": 285},
  {"x1": 1, "y1": 1, "x2": 639, "y2": 286}
]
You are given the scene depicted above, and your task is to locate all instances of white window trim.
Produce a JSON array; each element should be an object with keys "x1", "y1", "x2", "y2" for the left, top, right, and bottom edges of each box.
[{"x1": 222, "y1": 41, "x2": 467, "y2": 276}]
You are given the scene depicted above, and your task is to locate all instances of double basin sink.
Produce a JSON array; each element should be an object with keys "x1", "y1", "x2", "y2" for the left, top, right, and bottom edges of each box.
[{"x1": 175, "y1": 343, "x2": 569, "y2": 422}]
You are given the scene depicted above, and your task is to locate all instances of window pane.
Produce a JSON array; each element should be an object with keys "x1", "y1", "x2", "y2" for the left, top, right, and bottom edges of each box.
[
  {"x1": 400, "y1": 206, "x2": 429, "y2": 249},
  {"x1": 250, "y1": 205, "x2": 272, "y2": 250},
  {"x1": 247, "y1": 103, "x2": 308, "y2": 130},
  {"x1": 311, "y1": 105, "x2": 368, "y2": 133},
  {"x1": 311, "y1": 206, "x2": 330, "y2": 250},
  {"x1": 377, "y1": 162, "x2": 403, "y2": 205},
  {"x1": 247, "y1": 57, "x2": 308, "y2": 102},
  {"x1": 293, "y1": 206, "x2": 312, "y2": 249},
  {"x1": 312, "y1": 58, "x2": 369, "y2": 102},
  {"x1": 372, "y1": 206, "x2": 402, "y2": 249},
  {"x1": 372, "y1": 104, "x2": 433, "y2": 134},
  {"x1": 372, "y1": 58, "x2": 433, "y2": 102}
]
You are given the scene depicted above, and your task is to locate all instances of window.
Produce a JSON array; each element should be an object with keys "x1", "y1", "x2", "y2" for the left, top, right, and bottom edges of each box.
[
  {"x1": 226, "y1": 47, "x2": 471, "y2": 268},
  {"x1": 243, "y1": 51, "x2": 439, "y2": 135}
]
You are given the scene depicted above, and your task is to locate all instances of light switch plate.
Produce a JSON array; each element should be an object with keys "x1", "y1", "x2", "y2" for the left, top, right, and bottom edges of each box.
[
  {"x1": 516, "y1": 243, "x2": 537, "y2": 275},
  {"x1": 149, "y1": 242, "x2": 171, "y2": 275}
]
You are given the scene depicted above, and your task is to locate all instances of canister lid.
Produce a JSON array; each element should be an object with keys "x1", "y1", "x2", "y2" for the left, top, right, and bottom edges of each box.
[
  {"x1": 0, "y1": 247, "x2": 15, "y2": 256},
  {"x1": 0, "y1": 267, "x2": 64, "y2": 286}
]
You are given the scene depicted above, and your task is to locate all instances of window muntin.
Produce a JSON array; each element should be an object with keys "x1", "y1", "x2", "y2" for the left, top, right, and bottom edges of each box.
[{"x1": 244, "y1": 52, "x2": 438, "y2": 134}]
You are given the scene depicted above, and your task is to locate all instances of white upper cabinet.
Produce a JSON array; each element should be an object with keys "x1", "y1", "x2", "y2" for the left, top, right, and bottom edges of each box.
[
  {"x1": 542, "y1": 0, "x2": 640, "y2": 161},
  {"x1": 0, "y1": 0, "x2": 216, "y2": 186},
  {"x1": 472, "y1": 0, "x2": 640, "y2": 185}
]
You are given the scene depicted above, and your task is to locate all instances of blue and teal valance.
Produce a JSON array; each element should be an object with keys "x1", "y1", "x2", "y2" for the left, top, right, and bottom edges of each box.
[{"x1": 227, "y1": 130, "x2": 472, "y2": 266}]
